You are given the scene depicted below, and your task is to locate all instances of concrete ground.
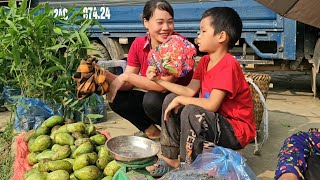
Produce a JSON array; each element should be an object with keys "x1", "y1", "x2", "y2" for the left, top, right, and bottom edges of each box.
[{"x1": 1, "y1": 71, "x2": 320, "y2": 179}]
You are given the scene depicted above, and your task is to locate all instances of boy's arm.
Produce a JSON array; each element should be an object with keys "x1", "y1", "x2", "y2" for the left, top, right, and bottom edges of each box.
[
  {"x1": 155, "y1": 78, "x2": 200, "y2": 97},
  {"x1": 175, "y1": 89, "x2": 226, "y2": 112}
]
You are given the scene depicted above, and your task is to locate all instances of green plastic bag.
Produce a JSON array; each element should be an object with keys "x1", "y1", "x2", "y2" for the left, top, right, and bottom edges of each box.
[{"x1": 113, "y1": 167, "x2": 154, "y2": 180}]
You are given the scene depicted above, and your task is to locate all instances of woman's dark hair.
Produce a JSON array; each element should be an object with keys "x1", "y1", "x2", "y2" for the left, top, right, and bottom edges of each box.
[
  {"x1": 143, "y1": 0, "x2": 174, "y2": 20},
  {"x1": 201, "y1": 7, "x2": 242, "y2": 49}
]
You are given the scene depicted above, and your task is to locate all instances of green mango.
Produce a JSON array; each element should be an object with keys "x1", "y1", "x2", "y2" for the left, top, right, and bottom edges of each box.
[
  {"x1": 25, "y1": 171, "x2": 47, "y2": 180},
  {"x1": 33, "y1": 163, "x2": 39, "y2": 169},
  {"x1": 95, "y1": 145, "x2": 102, "y2": 152},
  {"x1": 73, "y1": 152, "x2": 98, "y2": 171},
  {"x1": 36, "y1": 150, "x2": 54, "y2": 161},
  {"x1": 96, "y1": 156, "x2": 109, "y2": 170},
  {"x1": 29, "y1": 135, "x2": 52, "y2": 152},
  {"x1": 86, "y1": 152, "x2": 98, "y2": 164},
  {"x1": 46, "y1": 170, "x2": 69, "y2": 180},
  {"x1": 73, "y1": 154, "x2": 91, "y2": 171},
  {"x1": 85, "y1": 124, "x2": 96, "y2": 136},
  {"x1": 70, "y1": 145, "x2": 77, "y2": 153},
  {"x1": 50, "y1": 130, "x2": 59, "y2": 140},
  {"x1": 52, "y1": 145, "x2": 71, "y2": 160},
  {"x1": 74, "y1": 138, "x2": 92, "y2": 147},
  {"x1": 24, "y1": 129, "x2": 35, "y2": 142},
  {"x1": 98, "y1": 146, "x2": 108, "y2": 158},
  {"x1": 51, "y1": 125, "x2": 61, "y2": 133},
  {"x1": 27, "y1": 137, "x2": 36, "y2": 151},
  {"x1": 54, "y1": 132, "x2": 75, "y2": 145},
  {"x1": 51, "y1": 144, "x2": 62, "y2": 152},
  {"x1": 104, "y1": 160, "x2": 121, "y2": 176},
  {"x1": 56, "y1": 125, "x2": 68, "y2": 133},
  {"x1": 27, "y1": 152, "x2": 38, "y2": 165},
  {"x1": 70, "y1": 173, "x2": 79, "y2": 180},
  {"x1": 67, "y1": 122, "x2": 85, "y2": 133},
  {"x1": 72, "y1": 142, "x2": 94, "y2": 158},
  {"x1": 47, "y1": 160, "x2": 73, "y2": 173},
  {"x1": 72, "y1": 132, "x2": 84, "y2": 139},
  {"x1": 38, "y1": 159, "x2": 51, "y2": 172},
  {"x1": 23, "y1": 168, "x2": 40, "y2": 180},
  {"x1": 34, "y1": 126, "x2": 50, "y2": 137},
  {"x1": 41, "y1": 115, "x2": 64, "y2": 128},
  {"x1": 64, "y1": 158, "x2": 75, "y2": 166},
  {"x1": 74, "y1": 166, "x2": 100, "y2": 180},
  {"x1": 90, "y1": 134, "x2": 106, "y2": 145},
  {"x1": 98, "y1": 146, "x2": 113, "y2": 161},
  {"x1": 101, "y1": 176, "x2": 113, "y2": 180}
]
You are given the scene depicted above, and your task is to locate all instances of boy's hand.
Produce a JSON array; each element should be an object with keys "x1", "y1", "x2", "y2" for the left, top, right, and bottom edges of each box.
[
  {"x1": 164, "y1": 97, "x2": 182, "y2": 121},
  {"x1": 146, "y1": 66, "x2": 159, "y2": 81}
]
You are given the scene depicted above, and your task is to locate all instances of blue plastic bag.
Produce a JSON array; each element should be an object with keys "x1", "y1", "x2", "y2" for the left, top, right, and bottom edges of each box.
[
  {"x1": 14, "y1": 98, "x2": 63, "y2": 131},
  {"x1": 73, "y1": 93, "x2": 106, "y2": 123},
  {"x1": 83, "y1": 93, "x2": 106, "y2": 123},
  {"x1": 192, "y1": 146, "x2": 257, "y2": 180},
  {"x1": 2, "y1": 86, "x2": 21, "y2": 104}
]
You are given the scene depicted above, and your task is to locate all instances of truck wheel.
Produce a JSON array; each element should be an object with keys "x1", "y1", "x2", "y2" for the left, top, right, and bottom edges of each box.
[
  {"x1": 87, "y1": 42, "x2": 111, "y2": 60},
  {"x1": 99, "y1": 37, "x2": 125, "y2": 60}
]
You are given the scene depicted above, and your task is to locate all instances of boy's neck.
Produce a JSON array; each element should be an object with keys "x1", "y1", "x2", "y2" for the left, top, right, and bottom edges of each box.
[{"x1": 208, "y1": 47, "x2": 229, "y2": 64}]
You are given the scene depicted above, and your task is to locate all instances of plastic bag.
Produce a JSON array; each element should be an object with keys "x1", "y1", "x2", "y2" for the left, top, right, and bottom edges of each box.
[
  {"x1": 159, "y1": 167, "x2": 224, "y2": 180},
  {"x1": 14, "y1": 98, "x2": 63, "y2": 131},
  {"x1": 2, "y1": 86, "x2": 21, "y2": 104},
  {"x1": 113, "y1": 166, "x2": 154, "y2": 180},
  {"x1": 192, "y1": 146, "x2": 257, "y2": 180},
  {"x1": 73, "y1": 93, "x2": 106, "y2": 123},
  {"x1": 83, "y1": 93, "x2": 106, "y2": 123}
]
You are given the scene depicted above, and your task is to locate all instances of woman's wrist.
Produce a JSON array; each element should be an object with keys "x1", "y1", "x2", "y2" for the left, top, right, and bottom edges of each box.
[
  {"x1": 154, "y1": 78, "x2": 164, "y2": 84},
  {"x1": 120, "y1": 72, "x2": 129, "y2": 82}
]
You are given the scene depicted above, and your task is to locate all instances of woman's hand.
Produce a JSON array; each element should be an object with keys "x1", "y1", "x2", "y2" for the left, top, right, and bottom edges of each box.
[
  {"x1": 146, "y1": 66, "x2": 159, "y2": 81},
  {"x1": 108, "y1": 73, "x2": 128, "y2": 103},
  {"x1": 164, "y1": 97, "x2": 182, "y2": 121}
]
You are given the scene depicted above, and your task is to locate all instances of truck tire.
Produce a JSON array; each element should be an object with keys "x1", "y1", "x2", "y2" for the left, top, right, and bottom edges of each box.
[{"x1": 87, "y1": 42, "x2": 111, "y2": 60}]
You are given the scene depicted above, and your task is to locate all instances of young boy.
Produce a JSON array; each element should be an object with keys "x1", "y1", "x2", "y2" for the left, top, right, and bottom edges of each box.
[{"x1": 146, "y1": 7, "x2": 256, "y2": 176}]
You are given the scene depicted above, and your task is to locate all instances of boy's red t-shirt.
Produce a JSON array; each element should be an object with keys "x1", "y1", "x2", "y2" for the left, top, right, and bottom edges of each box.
[
  {"x1": 192, "y1": 54, "x2": 256, "y2": 148},
  {"x1": 126, "y1": 33, "x2": 192, "y2": 86}
]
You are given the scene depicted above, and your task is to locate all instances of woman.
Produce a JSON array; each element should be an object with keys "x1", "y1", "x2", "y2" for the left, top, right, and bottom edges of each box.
[{"x1": 104, "y1": 0, "x2": 193, "y2": 139}]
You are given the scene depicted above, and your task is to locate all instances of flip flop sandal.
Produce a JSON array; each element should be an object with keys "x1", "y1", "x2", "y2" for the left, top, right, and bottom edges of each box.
[{"x1": 148, "y1": 158, "x2": 173, "y2": 177}]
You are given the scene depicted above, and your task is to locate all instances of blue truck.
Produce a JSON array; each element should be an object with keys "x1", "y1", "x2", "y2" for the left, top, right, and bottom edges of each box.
[{"x1": 3, "y1": 0, "x2": 320, "y2": 94}]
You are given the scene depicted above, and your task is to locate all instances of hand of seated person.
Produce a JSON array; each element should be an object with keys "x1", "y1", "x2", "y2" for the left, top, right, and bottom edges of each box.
[{"x1": 146, "y1": 66, "x2": 160, "y2": 81}]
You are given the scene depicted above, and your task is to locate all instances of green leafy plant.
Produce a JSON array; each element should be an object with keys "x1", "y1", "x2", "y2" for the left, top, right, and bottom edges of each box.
[{"x1": 0, "y1": 0, "x2": 103, "y2": 121}]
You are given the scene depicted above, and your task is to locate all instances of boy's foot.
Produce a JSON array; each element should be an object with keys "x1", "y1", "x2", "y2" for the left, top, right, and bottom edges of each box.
[
  {"x1": 146, "y1": 158, "x2": 173, "y2": 177},
  {"x1": 146, "y1": 156, "x2": 180, "y2": 177}
]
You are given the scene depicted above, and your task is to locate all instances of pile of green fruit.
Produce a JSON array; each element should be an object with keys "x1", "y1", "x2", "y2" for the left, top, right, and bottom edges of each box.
[{"x1": 23, "y1": 115, "x2": 121, "y2": 180}]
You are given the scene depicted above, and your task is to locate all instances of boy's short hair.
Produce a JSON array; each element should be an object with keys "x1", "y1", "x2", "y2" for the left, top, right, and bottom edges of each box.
[{"x1": 201, "y1": 7, "x2": 242, "y2": 49}]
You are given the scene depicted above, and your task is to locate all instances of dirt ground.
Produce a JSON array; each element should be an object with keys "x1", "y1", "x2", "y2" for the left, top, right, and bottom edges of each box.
[{"x1": 1, "y1": 71, "x2": 320, "y2": 179}]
